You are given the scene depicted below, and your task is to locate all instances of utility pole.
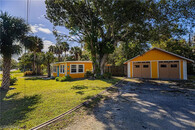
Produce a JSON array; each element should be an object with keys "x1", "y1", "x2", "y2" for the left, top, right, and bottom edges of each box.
[{"x1": 24, "y1": 0, "x2": 29, "y2": 72}]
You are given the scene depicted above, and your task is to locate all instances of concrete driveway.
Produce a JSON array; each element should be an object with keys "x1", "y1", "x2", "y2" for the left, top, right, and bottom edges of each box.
[{"x1": 65, "y1": 79, "x2": 195, "y2": 130}]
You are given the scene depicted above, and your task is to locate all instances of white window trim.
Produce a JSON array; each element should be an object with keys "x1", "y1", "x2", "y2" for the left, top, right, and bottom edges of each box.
[
  {"x1": 60, "y1": 64, "x2": 65, "y2": 74},
  {"x1": 70, "y1": 64, "x2": 85, "y2": 74},
  {"x1": 78, "y1": 64, "x2": 84, "y2": 73},
  {"x1": 70, "y1": 64, "x2": 77, "y2": 74}
]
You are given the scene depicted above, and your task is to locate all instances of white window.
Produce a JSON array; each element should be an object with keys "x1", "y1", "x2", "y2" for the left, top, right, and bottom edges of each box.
[
  {"x1": 70, "y1": 64, "x2": 84, "y2": 73},
  {"x1": 53, "y1": 66, "x2": 56, "y2": 73},
  {"x1": 60, "y1": 65, "x2": 65, "y2": 73},
  {"x1": 71, "y1": 65, "x2": 77, "y2": 73},
  {"x1": 78, "y1": 65, "x2": 84, "y2": 73}
]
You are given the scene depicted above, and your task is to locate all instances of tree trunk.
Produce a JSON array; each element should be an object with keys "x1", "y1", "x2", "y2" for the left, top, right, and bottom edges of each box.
[
  {"x1": 58, "y1": 54, "x2": 61, "y2": 62},
  {"x1": 47, "y1": 61, "x2": 51, "y2": 77},
  {"x1": 1, "y1": 55, "x2": 11, "y2": 90},
  {"x1": 100, "y1": 54, "x2": 108, "y2": 75},
  {"x1": 33, "y1": 52, "x2": 36, "y2": 73},
  {"x1": 64, "y1": 51, "x2": 66, "y2": 60}
]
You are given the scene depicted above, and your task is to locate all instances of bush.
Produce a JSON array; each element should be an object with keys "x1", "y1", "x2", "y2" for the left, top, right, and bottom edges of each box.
[
  {"x1": 65, "y1": 75, "x2": 72, "y2": 81},
  {"x1": 103, "y1": 72, "x2": 112, "y2": 79},
  {"x1": 10, "y1": 76, "x2": 18, "y2": 85},
  {"x1": 11, "y1": 70, "x2": 21, "y2": 73},
  {"x1": 95, "y1": 74, "x2": 104, "y2": 79},
  {"x1": 24, "y1": 71, "x2": 34, "y2": 76},
  {"x1": 55, "y1": 75, "x2": 72, "y2": 82},
  {"x1": 55, "y1": 77, "x2": 60, "y2": 81},
  {"x1": 84, "y1": 71, "x2": 94, "y2": 78},
  {"x1": 60, "y1": 77, "x2": 65, "y2": 82},
  {"x1": 24, "y1": 71, "x2": 43, "y2": 76}
]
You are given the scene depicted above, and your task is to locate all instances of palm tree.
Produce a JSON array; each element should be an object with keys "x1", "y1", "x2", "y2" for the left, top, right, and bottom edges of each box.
[
  {"x1": 70, "y1": 46, "x2": 82, "y2": 61},
  {"x1": 55, "y1": 45, "x2": 63, "y2": 62},
  {"x1": 0, "y1": 12, "x2": 29, "y2": 90},
  {"x1": 24, "y1": 36, "x2": 43, "y2": 74},
  {"x1": 43, "y1": 52, "x2": 55, "y2": 77},
  {"x1": 48, "y1": 45, "x2": 56, "y2": 53},
  {"x1": 58, "y1": 42, "x2": 69, "y2": 59}
]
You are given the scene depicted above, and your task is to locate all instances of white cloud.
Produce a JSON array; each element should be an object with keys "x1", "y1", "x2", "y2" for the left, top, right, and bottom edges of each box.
[
  {"x1": 38, "y1": 27, "x2": 52, "y2": 34},
  {"x1": 30, "y1": 24, "x2": 52, "y2": 34},
  {"x1": 43, "y1": 40, "x2": 55, "y2": 52},
  {"x1": 30, "y1": 25, "x2": 38, "y2": 33},
  {"x1": 38, "y1": 14, "x2": 45, "y2": 19},
  {"x1": 39, "y1": 24, "x2": 44, "y2": 27}
]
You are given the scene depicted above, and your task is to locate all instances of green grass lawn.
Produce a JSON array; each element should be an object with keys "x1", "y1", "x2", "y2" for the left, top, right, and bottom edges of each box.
[{"x1": 0, "y1": 73, "x2": 121, "y2": 129}]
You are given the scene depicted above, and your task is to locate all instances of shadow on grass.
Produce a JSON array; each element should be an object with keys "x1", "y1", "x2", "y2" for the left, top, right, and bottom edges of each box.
[
  {"x1": 0, "y1": 90, "x2": 41, "y2": 128},
  {"x1": 76, "y1": 91, "x2": 85, "y2": 95},
  {"x1": 25, "y1": 77, "x2": 53, "y2": 81},
  {"x1": 71, "y1": 85, "x2": 88, "y2": 90}
]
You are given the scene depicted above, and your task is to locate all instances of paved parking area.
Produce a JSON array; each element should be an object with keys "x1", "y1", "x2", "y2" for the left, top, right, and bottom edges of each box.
[{"x1": 65, "y1": 79, "x2": 195, "y2": 130}]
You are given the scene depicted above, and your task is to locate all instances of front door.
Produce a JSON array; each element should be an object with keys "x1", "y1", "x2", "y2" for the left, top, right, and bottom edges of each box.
[{"x1": 57, "y1": 66, "x2": 59, "y2": 77}]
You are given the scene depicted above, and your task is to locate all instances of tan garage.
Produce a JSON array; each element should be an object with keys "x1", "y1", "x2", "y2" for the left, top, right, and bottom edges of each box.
[{"x1": 124, "y1": 48, "x2": 194, "y2": 80}]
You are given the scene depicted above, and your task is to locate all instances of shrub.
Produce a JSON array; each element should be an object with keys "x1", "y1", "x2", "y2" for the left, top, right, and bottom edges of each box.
[
  {"x1": 10, "y1": 76, "x2": 18, "y2": 85},
  {"x1": 24, "y1": 71, "x2": 43, "y2": 76},
  {"x1": 24, "y1": 71, "x2": 34, "y2": 76},
  {"x1": 84, "y1": 71, "x2": 94, "y2": 78},
  {"x1": 11, "y1": 70, "x2": 21, "y2": 73},
  {"x1": 55, "y1": 75, "x2": 72, "y2": 82},
  {"x1": 55, "y1": 77, "x2": 60, "y2": 81},
  {"x1": 95, "y1": 74, "x2": 104, "y2": 79},
  {"x1": 65, "y1": 75, "x2": 72, "y2": 81},
  {"x1": 103, "y1": 72, "x2": 112, "y2": 79}
]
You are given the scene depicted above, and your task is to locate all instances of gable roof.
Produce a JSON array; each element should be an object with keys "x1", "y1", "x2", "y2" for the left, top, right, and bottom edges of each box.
[{"x1": 124, "y1": 47, "x2": 194, "y2": 64}]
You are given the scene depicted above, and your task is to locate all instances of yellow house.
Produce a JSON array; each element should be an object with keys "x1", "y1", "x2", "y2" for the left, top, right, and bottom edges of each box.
[
  {"x1": 124, "y1": 48, "x2": 194, "y2": 80},
  {"x1": 51, "y1": 61, "x2": 93, "y2": 78}
]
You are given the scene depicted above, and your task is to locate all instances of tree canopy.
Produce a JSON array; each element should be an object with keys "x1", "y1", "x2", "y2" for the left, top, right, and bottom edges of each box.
[{"x1": 45, "y1": 0, "x2": 194, "y2": 75}]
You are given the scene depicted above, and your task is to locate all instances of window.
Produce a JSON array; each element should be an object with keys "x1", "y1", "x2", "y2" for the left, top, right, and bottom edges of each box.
[
  {"x1": 60, "y1": 65, "x2": 65, "y2": 73},
  {"x1": 70, "y1": 64, "x2": 84, "y2": 73},
  {"x1": 161, "y1": 64, "x2": 167, "y2": 68},
  {"x1": 53, "y1": 66, "x2": 56, "y2": 73},
  {"x1": 78, "y1": 65, "x2": 84, "y2": 73},
  {"x1": 171, "y1": 64, "x2": 177, "y2": 68},
  {"x1": 135, "y1": 65, "x2": 140, "y2": 68},
  {"x1": 143, "y1": 65, "x2": 149, "y2": 68},
  {"x1": 71, "y1": 65, "x2": 77, "y2": 73}
]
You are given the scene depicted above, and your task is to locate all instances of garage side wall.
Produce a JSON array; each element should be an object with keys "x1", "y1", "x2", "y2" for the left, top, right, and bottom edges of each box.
[
  {"x1": 183, "y1": 60, "x2": 187, "y2": 80},
  {"x1": 180, "y1": 60, "x2": 183, "y2": 80}
]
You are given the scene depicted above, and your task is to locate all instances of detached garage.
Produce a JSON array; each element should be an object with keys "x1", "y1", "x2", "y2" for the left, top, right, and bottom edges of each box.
[{"x1": 124, "y1": 48, "x2": 194, "y2": 80}]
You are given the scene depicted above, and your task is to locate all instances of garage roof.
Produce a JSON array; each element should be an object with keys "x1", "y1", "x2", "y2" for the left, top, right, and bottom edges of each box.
[{"x1": 124, "y1": 47, "x2": 194, "y2": 64}]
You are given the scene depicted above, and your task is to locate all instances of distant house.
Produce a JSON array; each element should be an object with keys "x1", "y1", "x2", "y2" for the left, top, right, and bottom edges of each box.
[
  {"x1": 124, "y1": 48, "x2": 194, "y2": 80},
  {"x1": 51, "y1": 61, "x2": 93, "y2": 78}
]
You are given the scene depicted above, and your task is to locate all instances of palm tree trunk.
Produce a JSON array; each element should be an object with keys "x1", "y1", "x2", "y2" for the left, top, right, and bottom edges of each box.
[
  {"x1": 1, "y1": 55, "x2": 11, "y2": 90},
  {"x1": 47, "y1": 61, "x2": 51, "y2": 77},
  {"x1": 58, "y1": 54, "x2": 61, "y2": 62},
  {"x1": 33, "y1": 52, "x2": 36, "y2": 74}
]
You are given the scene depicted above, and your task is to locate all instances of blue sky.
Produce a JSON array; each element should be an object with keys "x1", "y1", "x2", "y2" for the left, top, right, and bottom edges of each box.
[
  {"x1": 1, "y1": 0, "x2": 79, "y2": 52},
  {"x1": 1, "y1": 0, "x2": 194, "y2": 53}
]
